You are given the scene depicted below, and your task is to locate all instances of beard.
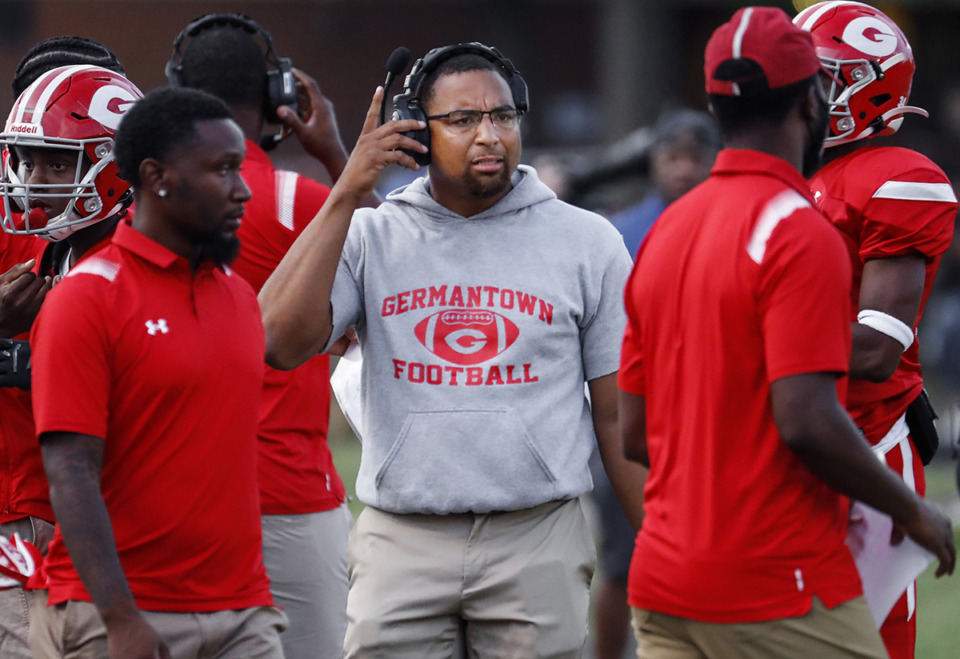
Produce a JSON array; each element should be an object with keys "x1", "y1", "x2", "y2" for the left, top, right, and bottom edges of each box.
[
  {"x1": 802, "y1": 93, "x2": 831, "y2": 178},
  {"x1": 463, "y1": 166, "x2": 512, "y2": 201},
  {"x1": 196, "y1": 229, "x2": 240, "y2": 266}
]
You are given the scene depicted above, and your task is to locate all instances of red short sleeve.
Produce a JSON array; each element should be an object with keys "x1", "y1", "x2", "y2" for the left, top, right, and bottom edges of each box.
[
  {"x1": 759, "y1": 208, "x2": 852, "y2": 382},
  {"x1": 31, "y1": 272, "x2": 113, "y2": 440}
]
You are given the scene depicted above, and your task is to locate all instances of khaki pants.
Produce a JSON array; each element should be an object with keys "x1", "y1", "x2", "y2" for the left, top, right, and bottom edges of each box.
[
  {"x1": 29, "y1": 591, "x2": 287, "y2": 659},
  {"x1": 345, "y1": 498, "x2": 596, "y2": 659},
  {"x1": 0, "y1": 517, "x2": 53, "y2": 659},
  {"x1": 631, "y1": 596, "x2": 888, "y2": 659}
]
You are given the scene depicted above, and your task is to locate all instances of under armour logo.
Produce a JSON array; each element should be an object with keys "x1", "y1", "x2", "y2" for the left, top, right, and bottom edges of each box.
[{"x1": 145, "y1": 319, "x2": 169, "y2": 335}]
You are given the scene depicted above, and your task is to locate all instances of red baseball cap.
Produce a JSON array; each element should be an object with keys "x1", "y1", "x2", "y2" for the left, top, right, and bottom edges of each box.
[{"x1": 705, "y1": 6, "x2": 820, "y2": 96}]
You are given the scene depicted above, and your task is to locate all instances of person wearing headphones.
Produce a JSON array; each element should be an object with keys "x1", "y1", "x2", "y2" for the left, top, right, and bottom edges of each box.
[
  {"x1": 166, "y1": 13, "x2": 376, "y2": 658},
  {"x1": 258, "y1": 42, "x2": 646, "y2": 658}
]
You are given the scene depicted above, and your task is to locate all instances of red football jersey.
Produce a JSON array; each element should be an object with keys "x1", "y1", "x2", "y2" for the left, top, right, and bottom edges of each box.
[
  {"x1": 0, "y1": 230, "x2": 49, "y2": 524},
  {"x1": 32, "y1": 222, "x2": 273, "y2": 611},
  {"x1": 232, "y1": 141, "x2": 345, "y2": 514},
  {"x1": 810, "y1": 146, "x2": 957, "y2": 442},
  {"x1": 621, "y1": 150, "x2": 861, "y2": 623},
  {"x1": 0, "y1": 210, "x2": 128, "y2": 526}
]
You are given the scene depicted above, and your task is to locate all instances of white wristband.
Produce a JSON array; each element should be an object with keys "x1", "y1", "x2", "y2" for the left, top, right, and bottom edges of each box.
[{"x1": 857, "y1": 309, "x2": 914, "y2": 351}]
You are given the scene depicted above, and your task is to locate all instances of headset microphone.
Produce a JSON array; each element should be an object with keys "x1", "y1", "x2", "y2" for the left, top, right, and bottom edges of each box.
[
  {"x1": 380, "y1": 46, "x2": 411, "y2": 126},
  {"x1": 259, "y1": 132, "x2": 286, "y2": 152}
]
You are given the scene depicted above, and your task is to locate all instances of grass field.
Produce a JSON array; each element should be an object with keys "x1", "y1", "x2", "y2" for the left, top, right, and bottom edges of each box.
[
  {"x1": 328, "y1": 403, "x2": 960, "y2": 657},
  {"x1": 914, "y1": 461, "x2": 959, "y2": 659}
]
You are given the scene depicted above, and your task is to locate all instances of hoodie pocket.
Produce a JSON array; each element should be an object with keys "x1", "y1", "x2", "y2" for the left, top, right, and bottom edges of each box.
[{"x1": 374, "y1": 408, "x2": 558, "y2": 512}]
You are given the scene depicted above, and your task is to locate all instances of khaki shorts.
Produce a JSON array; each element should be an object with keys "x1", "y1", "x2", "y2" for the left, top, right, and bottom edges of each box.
[
  {"x1": 29, "y1": 590, "x2": 286, "y2": 659},
  {"x1": 631, "y1": 596, "x2": 887, "y2": 659},
  {"x1": 345, "y1": 498, "x2": 596, "y2": 659}
]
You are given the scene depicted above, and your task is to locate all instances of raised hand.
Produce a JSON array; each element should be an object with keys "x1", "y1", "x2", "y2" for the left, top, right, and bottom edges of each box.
[
  {"x1": 276, "y1": 67, "x2": 349, "y2": 172},
  {"x1": 331, "y1": 86, "x2": 427, "y2": 204},
  {"x1": 0, "y1": 260, "x2": 52, "y2": 338}
]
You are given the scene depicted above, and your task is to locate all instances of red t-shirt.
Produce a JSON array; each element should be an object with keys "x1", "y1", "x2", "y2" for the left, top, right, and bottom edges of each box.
[
  {"x1": 31, "y1": 221, "x2": 273, "y2": 611},
  {"x1": 0, "y1": 230, "x2": 49, "y2": 524},
  {"x1": 233, "y1": 141, "x2": 345, "y2": 514},
  {"x1": 620, "y1": 150, "x2": 861, "y2": 623},
  {"x1": 810, "y1": 146, "x2": 957, "y2": 442}
]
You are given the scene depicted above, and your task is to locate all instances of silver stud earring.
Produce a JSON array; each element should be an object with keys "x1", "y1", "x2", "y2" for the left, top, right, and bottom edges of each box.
[{"x1": 158, "y1": 189, "x2": 168, "y2": 198}]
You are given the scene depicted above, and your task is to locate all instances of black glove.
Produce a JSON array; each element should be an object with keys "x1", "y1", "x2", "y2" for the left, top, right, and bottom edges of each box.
[{"x1": 0, "y1": 339, "x2": 30, "y2": 390}]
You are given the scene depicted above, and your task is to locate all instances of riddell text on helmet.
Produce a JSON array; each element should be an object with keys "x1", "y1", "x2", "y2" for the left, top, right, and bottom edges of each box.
[{"x1": 7, "y1": 123, "x2": 42, "y2": 135}]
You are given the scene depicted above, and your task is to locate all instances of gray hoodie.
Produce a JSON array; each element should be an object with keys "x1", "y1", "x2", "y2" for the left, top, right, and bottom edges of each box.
[{"x1": 328, "y1": 165, "x2": 632, "y2": 514}]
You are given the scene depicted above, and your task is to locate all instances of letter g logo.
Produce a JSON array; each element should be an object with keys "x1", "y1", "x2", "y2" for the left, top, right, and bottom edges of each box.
[
  {"x1": 842, "y1": 16, "x2": 898, "y2": 58},
  {"x1": 88, "y1": 86, "x2": 139, "y2": 132}
]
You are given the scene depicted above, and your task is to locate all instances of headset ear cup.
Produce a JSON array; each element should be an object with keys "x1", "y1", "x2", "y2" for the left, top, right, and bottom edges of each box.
[
  {"x1": 509, "y1": 72, "x2": 530, "y2": 114},
  {"x1": 393, "y1": 91, "x2": 431, "y2": 166},
  {"x1": 265, "y1": 70, "x2": 282, "y2": 123},
  {"x1": 164, "y1": 59, "x2": 183, "y2": 87},
  {"x1": 265, "y1": 64, "x2": 298, "y2": 124},
  {"x1": 409, "y1": 120, "x2": 431, "y2": 167}
]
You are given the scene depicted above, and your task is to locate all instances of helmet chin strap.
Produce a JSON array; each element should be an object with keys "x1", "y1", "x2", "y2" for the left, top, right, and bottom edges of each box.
[
  {"x1": 880, "y1": 104, "x2": 929, "y2": 123},
  {"x1": 850, "y1": 105, "x2": 929, "y2": 142}
]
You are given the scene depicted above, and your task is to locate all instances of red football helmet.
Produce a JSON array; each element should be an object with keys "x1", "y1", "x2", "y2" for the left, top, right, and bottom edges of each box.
[
  {"x1": 0, "y1": 65, "x2": 142, "y2": 241},
  {"x1": 794, "y1": 1, "x2": 926, "y2": 147}
]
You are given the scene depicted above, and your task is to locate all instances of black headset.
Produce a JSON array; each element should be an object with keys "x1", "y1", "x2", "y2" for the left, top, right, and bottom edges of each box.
[
  {"x1": 165, "y1": 13, "x2": 298, "y2": 125},
  {"x1": 392, "y1": 42, "x2": 529, "y2": 166}
]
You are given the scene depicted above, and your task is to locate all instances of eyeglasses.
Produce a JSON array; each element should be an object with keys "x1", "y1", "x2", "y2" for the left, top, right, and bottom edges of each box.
[{"x1": 426, "y1": 107, "x2": 522, "y2": 133}]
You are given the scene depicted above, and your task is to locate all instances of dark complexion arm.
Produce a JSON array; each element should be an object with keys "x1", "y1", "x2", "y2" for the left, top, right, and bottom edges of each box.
[
  {"x1": 618, "y1": 389, "x2": 648, "y2": 468},
  {"x1": 591, "y1": 374, "x2": 646, "y2": 531},
  {"x1": 772, "y1": 372, "x2": 955, "y2": 576},
  {"x1": 259, "y1": 87, "x2": 426, "y2": 370},
  {"x1": 850, "y1": 255, "x2": 925, "y2": 382},
  {"x1": 41, "y1": 431, "x2": 169, "y2": 658}
]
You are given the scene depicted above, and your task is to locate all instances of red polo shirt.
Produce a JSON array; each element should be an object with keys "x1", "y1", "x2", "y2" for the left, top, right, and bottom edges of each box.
[
  {"x1": 620, "y1": 149, "x2": 861, "y2": 622},
  {"x1": 233, "y1": 140, "x2": 345, "y2": 514},
  {"x1": 31, "y1": 221, "x2": 272, "y2": 611}
]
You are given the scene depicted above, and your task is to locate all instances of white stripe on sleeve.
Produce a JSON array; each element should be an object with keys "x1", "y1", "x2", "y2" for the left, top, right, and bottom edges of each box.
[
  {"x1": 747, "y1": 189, "x2": 810, "y2": 264},
  {"x1": 872, "y1": 180, "x2": 957, "y2": 203},
  {"x1": 275, "y1": 170, "x2": 297, "y2": 230}
]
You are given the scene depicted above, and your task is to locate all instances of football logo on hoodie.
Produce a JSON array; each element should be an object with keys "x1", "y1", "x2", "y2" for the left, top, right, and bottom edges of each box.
[{"x1": 414, "y1": 309, "x2": 519, "y2": 365}]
